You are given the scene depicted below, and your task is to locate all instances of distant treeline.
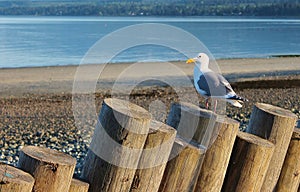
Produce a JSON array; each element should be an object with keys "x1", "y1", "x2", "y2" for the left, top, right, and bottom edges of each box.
[{"x1": 1, "y1": 2, "x2": 300, "y2": 16}]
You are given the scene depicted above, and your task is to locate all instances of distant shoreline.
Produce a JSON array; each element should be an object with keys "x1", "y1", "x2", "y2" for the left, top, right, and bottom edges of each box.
[{"x1": 1, "y1": 2, "x2": 300, "y2": 17}]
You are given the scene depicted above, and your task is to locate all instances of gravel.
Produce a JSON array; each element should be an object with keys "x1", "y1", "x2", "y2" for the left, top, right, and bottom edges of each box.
[{"x1": 0, "y1": 84, "x2": 299, "y2": 176}]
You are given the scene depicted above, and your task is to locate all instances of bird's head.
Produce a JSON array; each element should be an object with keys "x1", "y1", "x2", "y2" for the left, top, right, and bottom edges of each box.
[{"x1": 186, "y1": 53, "x2": 209, "y2": 66}]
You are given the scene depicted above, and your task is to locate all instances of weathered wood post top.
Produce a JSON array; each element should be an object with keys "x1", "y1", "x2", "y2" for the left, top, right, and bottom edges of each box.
[
  {"x1": 0, "y1": 164, "x2": 35, "y2": 192},
  {"x1": 18, "y1": 146, "x2": 76, "y2": 192}
]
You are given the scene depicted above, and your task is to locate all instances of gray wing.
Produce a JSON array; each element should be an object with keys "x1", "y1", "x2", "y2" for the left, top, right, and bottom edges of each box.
[{"x1": 197, "y1": 72, "x2": 234, "y2": 97}]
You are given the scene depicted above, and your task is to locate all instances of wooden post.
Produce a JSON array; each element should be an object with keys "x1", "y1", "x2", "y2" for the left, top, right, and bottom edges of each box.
[
  {"x1": 276, "y1": 128, "x2": 300, "y2": 192},
  {"x1": 194, "y1": 117, "x2": 239, "y2": 192},
  {"x1": 246, "y1": 103, "x2": 298, "y2": 192},
  {"x1": 0, "y1": 164, "x2": 35, "y2": 192},
  {"x1": 81, "y1": 98, "x2": 151, "y2": 192},
  {"x1": 17, "y1": 146, "x2": 76, "y2": 192},
  {"x1": 222, "y1": 131, "x2": 275, "y2": 192},
  {"x1": 159, "y1": 136, "x2": 206, "y2": 192},
  {"x1": 130, "y1": 120, "x2": 176, "y2": 192},
  {"x1": 69, "y1": 178, "x2": 89, "y2": 192},
  {"x1": 166, "y1": 102, "x2": 217, "y2": 148}
]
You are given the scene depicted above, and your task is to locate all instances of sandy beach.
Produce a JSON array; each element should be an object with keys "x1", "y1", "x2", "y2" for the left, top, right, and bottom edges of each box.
[
  {"x1": 0, "y1": 57, "x2": 299, "y2": 96},
  {"x1": 0, "y1": 57, "x2": 299, "y2": 175}
]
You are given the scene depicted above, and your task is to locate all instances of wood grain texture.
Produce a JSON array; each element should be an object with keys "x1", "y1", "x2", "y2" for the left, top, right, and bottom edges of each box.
[
  {"x1": 130, "y1": 120, "x2": 176, "y2": 192},
  {"x1": 17, "y1": 146, "x2": 76, "y2": 192},
  {"x1": 0, "y1": 164, "x2": 35, "y2": 192},
  {"x1": 81, "y1": 98, "x2": 151, "y2": 192},
  {"x1": 195, "y1": 117, "x2": 239, "y2": 192},
  {"x1": 159, "y1": 136, "x2": 206, "y2": 192},
  {"x1": 276, "y1": 128, "x2": 300, "y2": 192},
  {"x1": 222, "y1": 131, "x2": 275, "y2": 192},
  {"x1": 166, "y1": 102, "x2": 217, "y2": 148},
  {"x1": 69, "y1": 178, "x2": 89, "y2": 192},
  {"x1": 246, "y1": 103, "x2": 298, "y2": 192}
]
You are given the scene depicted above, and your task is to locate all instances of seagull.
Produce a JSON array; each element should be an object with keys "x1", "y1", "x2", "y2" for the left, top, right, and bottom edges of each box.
[{"x1": 186, "y1": 53, "x2": 248, "y2": 109}]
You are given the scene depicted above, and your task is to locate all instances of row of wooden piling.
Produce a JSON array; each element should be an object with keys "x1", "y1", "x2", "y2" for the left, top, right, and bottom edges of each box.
[{"x1": 0, "y1": 98, "x2": 299, "y2": 192}]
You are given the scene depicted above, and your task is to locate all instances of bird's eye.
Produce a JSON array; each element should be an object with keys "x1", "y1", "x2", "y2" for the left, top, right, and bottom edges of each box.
[{"x1": 198, "y1": 55, "x2": 201, "y2": 58}]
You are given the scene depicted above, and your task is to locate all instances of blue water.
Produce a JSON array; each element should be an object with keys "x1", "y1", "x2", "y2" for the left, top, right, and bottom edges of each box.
[{"x1": 1, "y1": 16, "x2": 300, "y2": 68}]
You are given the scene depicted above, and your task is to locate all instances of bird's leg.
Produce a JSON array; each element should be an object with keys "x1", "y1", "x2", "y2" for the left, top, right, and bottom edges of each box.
[
  {"x1": 213, "y1": 100, "x2": 218, "y2": 113},
  {"x1": 205, "y1": 98, "x2": 209, "y2": 109}
]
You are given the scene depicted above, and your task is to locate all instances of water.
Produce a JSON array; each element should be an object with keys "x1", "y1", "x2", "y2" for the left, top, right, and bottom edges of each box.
[{"x1": 1, "y1": 16, "x2": 300, "y2": 68}]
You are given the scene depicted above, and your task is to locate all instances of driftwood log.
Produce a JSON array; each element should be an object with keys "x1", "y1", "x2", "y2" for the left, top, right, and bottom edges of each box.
[
  {"x1": 17, "y1": 146, "x2": 76, "y2": 192},
  {"x1": 194, "y1": 117, "x2": 239, "y2": 192},
  {"x1": 130, "y1": 120, "x2": 176, "y2": 192},
  {"x1": 0, "y1": 164, "x2": 34, "y2": 192},
  {"x1": 246, "y1": 103, "x2": 297, "y2": 192},
  {"x1": 222, "y1": 131, "x2": 275, "y2": 192},
  {"x1": 81, "y1": 98, "x2": 151, "y2": 192},
  {"x1": 159, "y1": 136, "x2": 206, "y2": 192}
]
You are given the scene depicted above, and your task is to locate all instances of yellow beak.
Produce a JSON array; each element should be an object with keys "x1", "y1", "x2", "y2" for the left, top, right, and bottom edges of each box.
[{"x1": 186, "y1": 58, "x2": 195, "y2": 64}]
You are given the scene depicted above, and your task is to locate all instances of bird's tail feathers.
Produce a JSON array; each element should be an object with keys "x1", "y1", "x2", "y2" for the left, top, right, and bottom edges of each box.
[
  {"x1": 227, "y1": 100, "x2": 243, "y2": 108},
  {"x1": 229, "y1": 95, "x2": 248, "y2": 102}
]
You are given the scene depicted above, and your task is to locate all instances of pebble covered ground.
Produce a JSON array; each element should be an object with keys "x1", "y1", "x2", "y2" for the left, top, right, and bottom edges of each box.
[{"x1": 0, "y1": 84, "x2": 299, "y2": 176}]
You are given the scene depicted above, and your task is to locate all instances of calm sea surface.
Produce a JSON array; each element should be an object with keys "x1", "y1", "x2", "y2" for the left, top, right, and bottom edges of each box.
[{"x1": 1, "y1": 16, "x2": 300, "y2": 68}]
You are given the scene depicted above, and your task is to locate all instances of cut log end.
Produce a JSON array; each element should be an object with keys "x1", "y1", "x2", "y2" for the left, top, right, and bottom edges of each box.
[
  {"x1": 20, "y1": 146, "x2": 76, "y2": 166},
  {"x1": 172, "y1": 102, "x2": 200, "y2": 114},
  {"x1": 172, "y1": 136, "x2": 206, "y2": 158},
  {"x1": 18, "y1": 146, "x2": 76, "y2": 192},
  {"x1": 149, "y1": 120, "x2": 176, "y2": 134},
  {"x1": 0, "y1": 164, "x2": 34, "y2": 184},
  {"x1": 179, "y1": 102, "x2": 216, "y2": 118},
  {"x1": 238, "y1": 131, "x2": 274, "y2": 147},
  {"x1": 0, "y1": 164, "x2": 35, "y2": 192},
  {"x1": 166, "y1": 102, "x2": 218, "y2": 148},
  {"x1": 216, "y1": 116, "x2": 240, "y2": 126},
  {"x1": 145, "y1": 120, "x2": 177, "y2": 152},
  {"x1": 69, "y1": 178, "x2": 89, "y2": 192},
  {"x1": 104, "y1": 98, "x2": 152, "y2": 120},
  {"x1": 255, "y1": 103, "x2": 298, "y2": 119}
]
